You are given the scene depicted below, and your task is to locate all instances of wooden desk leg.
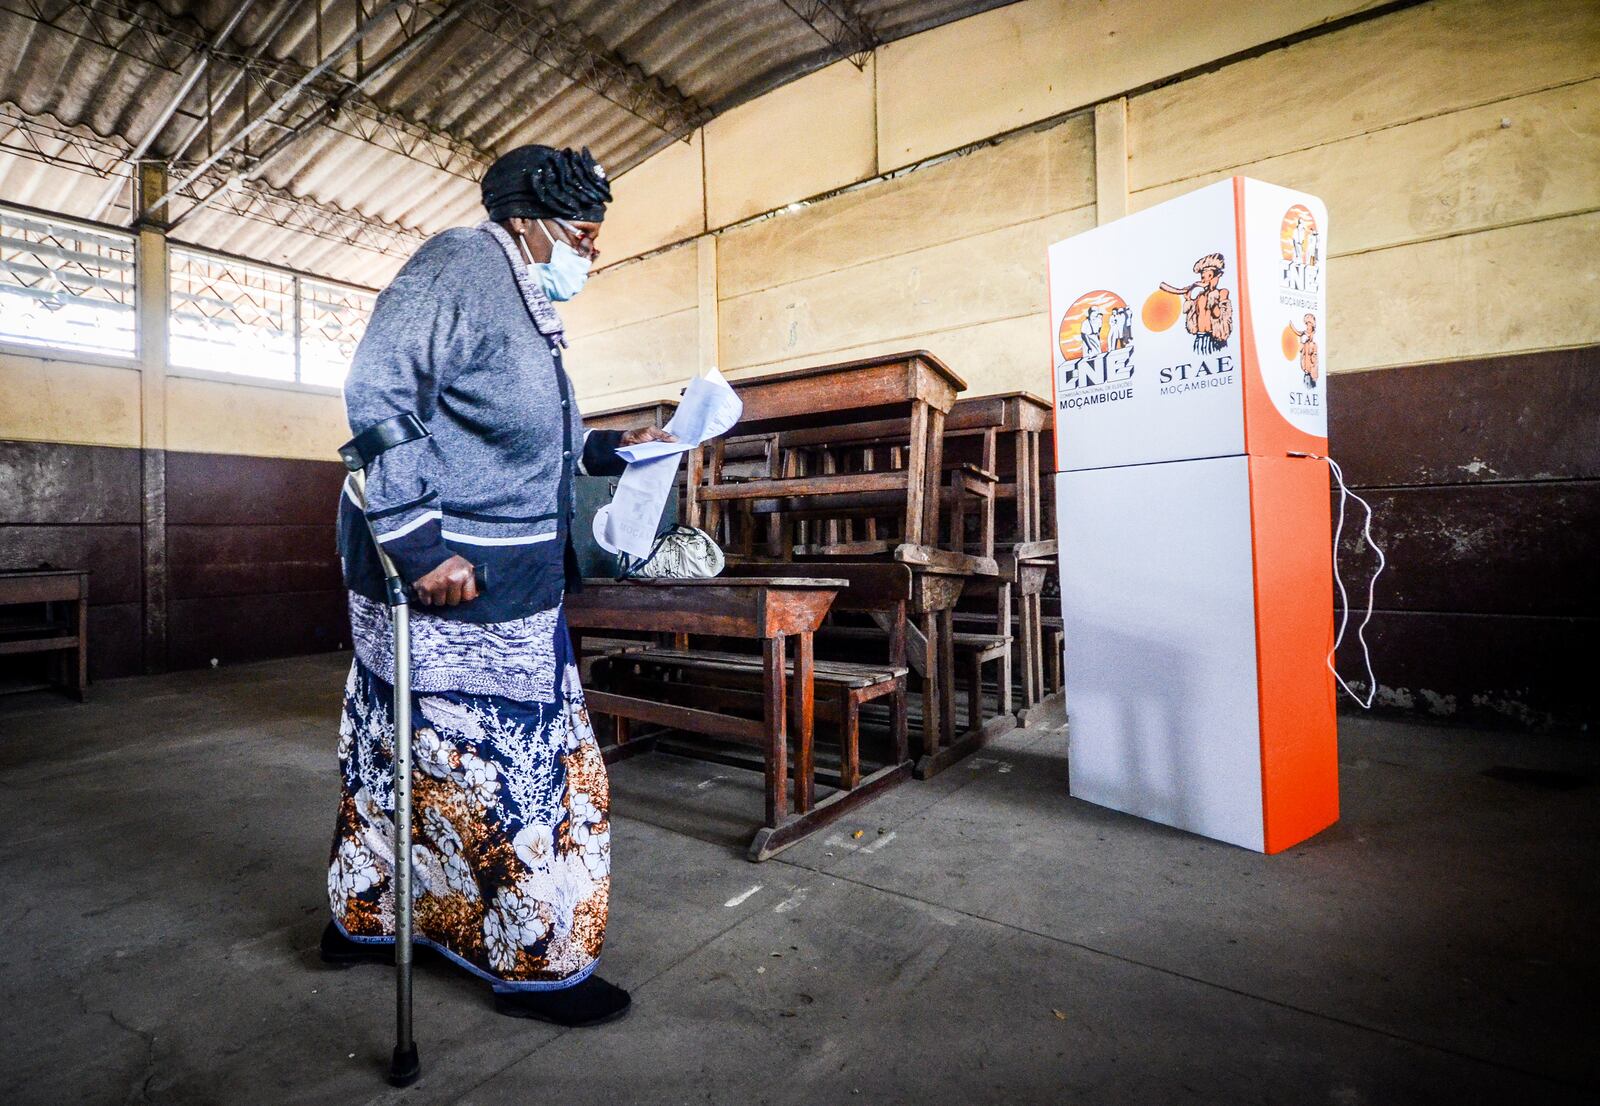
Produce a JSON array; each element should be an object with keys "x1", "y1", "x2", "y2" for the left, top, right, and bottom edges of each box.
[
  {"x1": 763, "y1": 633, "x2": 789, "y2": 828},
  {"x1": 792, "y1": 630, "x2": 815, "y2": 813},
  {"x1": 1030, "y1": 434, "x2": 1045, "y2": 541},
  {"x1": 1031, "y1": 595, "x2": 1046, "y2": 702},
  {"x1": 924, "y1": 407, "x2": 946, "y2": 549},
  {"x1": 707, "y1": 438, "x2": 726, "y2": 540},
  {"x1": 905, "y1": 403, "x2": 929, "y2": 545},
  {"x1": 75, "y1": 595, "x2": 88, "y2": 701},
  {"x1": 997, "y1": 581, "x2": 1013, "y2": 717},
  {"x1": 1019, "y1": 591, "x2": 1039, "y2": 708},
  {"x1": 841, "y1": 687, "x2": 861, "y2": 790},
  {"x1": 967, "y1": 652, "x2": 982, "y2": 733},
  {"x1": 949, "y1": 470, "x2": 966, "y2": 551},
  {"x1": 888, "y1": 604, "x2": 908, "y2": 764},
  {"x1": 1015, "y1": 431, "x2": 1034, "y2": 543},
  {"x1": 820, "y1": 452, "x2": 840, "y2": 548},
  {"x1": 863, "y1": 448, "x2": 879, "y2": 544},
  {"x1": 919, "y1": 611, "x2": 940, "y2": 759},
  {"x1": 891, "y1": 679, "x2": 909, "y2": 765},
  {"x1": 938, "y1": 607, "x2": 956, "y2": 749}
]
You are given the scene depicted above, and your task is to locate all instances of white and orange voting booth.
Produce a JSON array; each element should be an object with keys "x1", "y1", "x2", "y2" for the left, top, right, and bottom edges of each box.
[{"x1": 1047, "y1": 177, "x2": 1337, "y2": 853}]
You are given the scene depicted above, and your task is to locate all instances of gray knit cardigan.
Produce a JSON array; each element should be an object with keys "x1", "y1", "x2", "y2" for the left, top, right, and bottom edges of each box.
[{"x1": 337, "y1": 223, "x2": 625, "y2": 623}]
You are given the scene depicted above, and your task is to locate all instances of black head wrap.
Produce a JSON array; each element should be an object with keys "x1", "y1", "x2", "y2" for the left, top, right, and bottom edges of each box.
[{"x1": 480, "y1": 145, "x2": 612, "y2": 223}]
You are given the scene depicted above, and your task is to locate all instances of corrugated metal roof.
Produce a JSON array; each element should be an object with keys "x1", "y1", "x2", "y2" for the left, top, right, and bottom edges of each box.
[{"x1": 0, "y1": 0, "x2": 1016, "y2": 286}]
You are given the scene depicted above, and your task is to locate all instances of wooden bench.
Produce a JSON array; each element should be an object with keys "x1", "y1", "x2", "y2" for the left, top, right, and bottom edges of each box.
[
  {"x1": 575, "y1": 635, "x2": 656, "y2": 682},
  {"x1": 603, "y1": 647, "x2": 906, "y2": 790},
  {"x1": 569, "y1": 577, "x2": 903, "y2": 861},
  {"x1": 615, "y1": 561, "x2": 914, "y2": 789},
  {"x1": 1041, "y1": 615, "x2": 1064, "y2": 694},
  {"x1": 818, "y1": 624, "x2": 1009, "y2": 733},
  {"x1": 0, "y1": 569, "x2": 89, "y2": 701}
]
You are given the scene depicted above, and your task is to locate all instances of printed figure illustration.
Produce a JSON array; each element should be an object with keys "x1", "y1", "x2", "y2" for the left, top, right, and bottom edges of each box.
[
  {"x1": 1057, "y1": 290, "x2": 1135, "y2": 391},
  {"x1": 1107, "y1": 305, "x2": 1133, "y2": 351},
  {"x1": 1293, "y1": 313, "x2": 1319, "y2": 386},
  {"x1": 1280, "y1": 205, "x2": 1322, "y2": 292},
  {"x1": 1079, "y1": 305, "x2": 1105, "y2": 357},
  {"x1": 1159, "y1": 253, "x2": 1233, "y2": 354}
]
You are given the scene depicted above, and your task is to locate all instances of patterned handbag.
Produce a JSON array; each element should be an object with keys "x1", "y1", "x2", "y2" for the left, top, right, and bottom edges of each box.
[{"x1": 617, "y1": 525, "x2": 725, "y2": 580}]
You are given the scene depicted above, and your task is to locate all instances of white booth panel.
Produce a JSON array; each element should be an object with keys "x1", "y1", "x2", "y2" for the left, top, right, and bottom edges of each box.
[{"x1": 1059, "y1": 457, "x2": 1266, "y2": 850}]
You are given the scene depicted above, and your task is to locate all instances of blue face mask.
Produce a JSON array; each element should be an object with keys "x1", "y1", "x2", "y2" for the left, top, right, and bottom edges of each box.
[{"x1": 531, "y1": 219, "x2": 591, "y2": 301}]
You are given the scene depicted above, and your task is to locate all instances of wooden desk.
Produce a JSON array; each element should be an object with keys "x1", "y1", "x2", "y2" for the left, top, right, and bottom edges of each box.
[
  {"x1": 566, "y1": 577, "x2": 909, "y2": 860},
  {"x1": 780, "y1": 555, "x2": 1007, "y2": 778},
  {"x1": 582, "y1": 398, "x2": 679, "y2": 433},
  {"x1": 690, "y1": 352, "x2": 967, "y2": 560},
  {"x1": 948, "y1": 391, "x2": 1051, "y2": 541},
  {"x1": 0, "y1": 569, "x2": 89, "y2": 700},
  {"x1": 948, "y1": 393, "x2": 1055, "y2": 709}
]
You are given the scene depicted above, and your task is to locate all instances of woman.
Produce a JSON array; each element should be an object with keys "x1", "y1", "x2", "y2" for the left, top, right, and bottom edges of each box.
[{"x1": 320, "y1": 145, "x2": 671, "y2": 1027}]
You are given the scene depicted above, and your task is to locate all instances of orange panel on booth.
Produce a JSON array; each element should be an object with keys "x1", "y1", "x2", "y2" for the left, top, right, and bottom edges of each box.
[{"x1": 1047, "y1": 177, "x2": 1337, "y2": 854}]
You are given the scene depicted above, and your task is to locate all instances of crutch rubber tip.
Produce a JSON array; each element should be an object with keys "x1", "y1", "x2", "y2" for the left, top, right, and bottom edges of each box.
[{"x1": 388, "y1": 1043, "x2": 421, "y2": 1087}]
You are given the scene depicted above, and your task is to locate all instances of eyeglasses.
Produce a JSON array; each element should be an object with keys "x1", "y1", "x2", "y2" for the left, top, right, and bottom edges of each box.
[{"x1": 552, "y1": 218, "x2": 599, "y2": 258}]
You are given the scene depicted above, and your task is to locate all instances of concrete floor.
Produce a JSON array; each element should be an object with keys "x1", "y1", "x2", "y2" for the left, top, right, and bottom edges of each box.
[{"x1": 0, "y1": 653, "x2": 1594, "y2": 1106}]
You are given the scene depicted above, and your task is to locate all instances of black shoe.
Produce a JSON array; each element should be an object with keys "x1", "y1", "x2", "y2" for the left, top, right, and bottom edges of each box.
[
  {"x1": 493, "y1": 975, "x2": 632, "y2": 1027},
  {"x1": 319, "y1": 921, "x2": 394, "y2": 967}
]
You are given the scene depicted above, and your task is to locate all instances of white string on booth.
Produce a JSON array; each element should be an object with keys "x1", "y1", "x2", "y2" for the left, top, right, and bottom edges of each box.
[{"x1": 1290, "y1": 452, "x2": 1387, "y2": 708}]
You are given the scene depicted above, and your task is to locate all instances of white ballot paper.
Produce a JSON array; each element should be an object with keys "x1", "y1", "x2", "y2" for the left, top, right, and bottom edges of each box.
[{"x1": 593, "y1": 367, "x2": 742, "y2": 558}]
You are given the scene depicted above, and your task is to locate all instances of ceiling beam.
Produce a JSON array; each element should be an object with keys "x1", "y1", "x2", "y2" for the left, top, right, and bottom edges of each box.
[
  {"x1": 0, "y1": 103, "x2": 428, "y2": 262},
  {"x1": 164, "y1": 0, "x2": 309, "y2": 166},
  {"x1": 164, "y1": 0, "x2": 482, "y2": 230},
  {"x1": 148, "y1": 0, "x2": 420, "y2": 218},
  {"x1": 465, "y1": 0, "x2": 711, "y2": 142},
  {"x1": 778, "y1": 0, "x2": 879, "y2": 69},
  {"x1": 87, "y1": 0, "x2": 263, "y2": 218},
  {"x1": 2, "y1": 1, "x2": 496, "y2": 199}
]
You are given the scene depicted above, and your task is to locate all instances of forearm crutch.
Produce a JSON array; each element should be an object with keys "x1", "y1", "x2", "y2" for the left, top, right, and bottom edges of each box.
[{"x1": 339, "y1": 415, "x2": 486, "y2": 1088}]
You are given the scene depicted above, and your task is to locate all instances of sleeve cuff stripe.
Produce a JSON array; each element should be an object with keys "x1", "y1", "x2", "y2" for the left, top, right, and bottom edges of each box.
[
  {"x1": 367, "y1": 491, "x2": 440, "y2": 520},
  {"x1": 374, "y1": 510, "x2": 443, "y2": 543}
]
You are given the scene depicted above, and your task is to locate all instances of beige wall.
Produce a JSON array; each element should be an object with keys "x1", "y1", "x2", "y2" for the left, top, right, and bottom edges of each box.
[
  {"x1": 163, "y1": 375, "x2": 349, "y2": 460},
  {"x1": 874, "y1": 0, "x2": 1385, "y2": 171},
  {"x1": 0, "y1": 346, "x2": 347, "y2": 461},
  {"x1": 568, "y1": 0, "x2": 1598, "y2": 410},
  {"x1": 717, "y1": 115, "x2": 1095, "y2": 394},
  {"x1": 1126, "y1": 0, "x2": 1600, "y2": 372},
  {"x1": 9, "y1": 0, "x2": 1596, "y2": 447},
  {"x1": 0, "y1": 349, "x2": 143, "y2": 448}
]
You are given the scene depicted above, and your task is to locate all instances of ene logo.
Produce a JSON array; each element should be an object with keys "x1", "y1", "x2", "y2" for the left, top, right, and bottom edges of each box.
[
  {"x1": 1280, "y1": 205, "x2": 1322, "y2": 294},
  {"x1": 1056, "y1": 289, "x2": 1134, "y2": 395}
]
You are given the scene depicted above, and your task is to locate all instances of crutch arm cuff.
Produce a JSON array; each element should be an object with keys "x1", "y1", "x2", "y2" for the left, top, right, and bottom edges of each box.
[{"x1": 340, "y1": 412, "x2": 429, "y2": 471}]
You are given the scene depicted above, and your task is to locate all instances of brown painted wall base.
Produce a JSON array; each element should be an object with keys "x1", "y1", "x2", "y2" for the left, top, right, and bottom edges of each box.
[
  {"x1": 1327, "y1": 346, "x2": 1598, "y2": 734},
  {"x1": 0, "y1": 441, "x2": 349, "y2": 681},
  {"x1": 3, "y1": 344, "x2": 1596, "y2": 732}
]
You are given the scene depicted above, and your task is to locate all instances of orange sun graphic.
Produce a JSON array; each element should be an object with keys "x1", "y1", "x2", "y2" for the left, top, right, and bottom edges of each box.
[
  {"x1": 1281, "y1": 204, "x2": 1317, "y2": 263},
  {"x1": 1058, "y1": 290, "x2": 1127, "y2": 361},
  {"x1": 1142, "y1": 289, "x2": 1181, "y2": 332},
  {"x1": 1281, "y1": 324, "x2": 1302, "y2": 360}
]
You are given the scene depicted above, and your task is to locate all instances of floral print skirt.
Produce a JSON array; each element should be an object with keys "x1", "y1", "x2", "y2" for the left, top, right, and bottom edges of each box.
[{"x1": 327, "y1": 611, "x2": 610, "y2": 991}]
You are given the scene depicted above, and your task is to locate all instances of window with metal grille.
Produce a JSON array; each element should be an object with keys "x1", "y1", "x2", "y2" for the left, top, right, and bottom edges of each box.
[
  {"x1": 169, "y1": 247, "x2": 297, "y2": 381},
  {"x1": 169, "y1": 246, "x2": 373, "y2": 386},
  {"x1": 0, "y1": 206, "x2": 137, "y2": 357},
  {"x1": 298, "y1": 277, "x2": 376, "y2": 388}
]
